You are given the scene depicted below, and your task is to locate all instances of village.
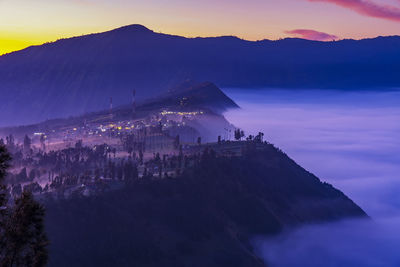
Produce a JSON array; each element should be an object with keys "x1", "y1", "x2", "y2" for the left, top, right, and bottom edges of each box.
[
  {"x1": 29, "y1": 108, "x2": 207, "y2": 152},
  {"x1": 1, "y1": 102, "x2": 268, "y2": 203}
]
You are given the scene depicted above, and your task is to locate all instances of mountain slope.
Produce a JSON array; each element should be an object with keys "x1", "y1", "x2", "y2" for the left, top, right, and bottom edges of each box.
[
  {"x1": 45, "y1": 144, "x2": 367, "y2": 266},
  {"x1": 0, "y1": 81, "x2": 238, "y2": 141},
  {"x1": 1, "y1": 24, "x2": 400, "y2": 126},
  {"x1": 145, "y1": 81, "x2": 239, "y2": 113}
]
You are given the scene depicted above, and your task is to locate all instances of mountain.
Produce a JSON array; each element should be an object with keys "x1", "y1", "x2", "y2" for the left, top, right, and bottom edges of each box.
[
  {"x1": 146, "y1": 81, "x2": 239, "y2": 113},
  {"x1": 45, "y1": 143, "x2": 367, "y2": 266},
  {"x1": 1, "y1": 24, "x2": 400, "y2": 126},
  {"x1": 0, "y1": 81, "x2": 238, "y2": 141}
]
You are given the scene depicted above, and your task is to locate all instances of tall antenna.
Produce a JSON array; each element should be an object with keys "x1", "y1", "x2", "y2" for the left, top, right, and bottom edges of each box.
[
  {"x1": 109, "y1": 97, "x2": 113, "y2": 118},
  {"x1": 132, "y1": 89, "x2": 136, "y2": 118}
]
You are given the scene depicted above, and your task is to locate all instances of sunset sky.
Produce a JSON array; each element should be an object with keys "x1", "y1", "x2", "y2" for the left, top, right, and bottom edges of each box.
[{"x1": 1, "y1": 0, "x2": 400, "y2": 54}]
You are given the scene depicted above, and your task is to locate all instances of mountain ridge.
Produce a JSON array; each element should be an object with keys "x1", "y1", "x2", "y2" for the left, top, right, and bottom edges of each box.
[
  {"x1": 1, "y1": 24, "x2": 400, "y2": 126},
  {"x1": 4, "y1": 24, "x2": 400, "y2": 57}
]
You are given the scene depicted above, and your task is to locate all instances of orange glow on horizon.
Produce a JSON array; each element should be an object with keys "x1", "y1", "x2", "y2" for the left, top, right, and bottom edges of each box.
[
  {"x1": 0, "y1": 39, "x2": 34, "y2": 55},
  {"x1": 0, "y1": 26, "x2": 281, "y2": 55},
  {"x1": 0, "y1": 24, "x2": 387, "y2": 55},
  {"x1": 1, "y1": 0, "x2": 400, "y2": 55}
]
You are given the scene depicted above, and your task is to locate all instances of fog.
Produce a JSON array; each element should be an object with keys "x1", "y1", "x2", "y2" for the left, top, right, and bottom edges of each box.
[
  {"x1": 254, "y1": 218, "x2": 400, "y2": 267},
  {"x1": 223, "y1": 88, "x2": 400, "y2": 266}
]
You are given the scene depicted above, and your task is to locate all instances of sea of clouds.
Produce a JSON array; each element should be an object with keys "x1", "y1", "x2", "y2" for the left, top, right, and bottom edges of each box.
[{"x1": 224, "y1": 88, "x2": 400, "y2": 266}]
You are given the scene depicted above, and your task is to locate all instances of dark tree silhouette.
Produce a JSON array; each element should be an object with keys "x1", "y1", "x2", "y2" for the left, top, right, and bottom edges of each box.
[
  {"x1": 2, "y1": 191, "x2": 48, "y2": 267},
  {"x1": 255, "y1": 132, "x2": 264, "y2": 143},
  {"x1": 39, "y1": 135, "x2": 46, "y2": 152},
  {"x1": 28, "y1": 169, "x2": 36, "y2": 182},
  {"x1": 0, "y1": 145, "x2": 11, "y2": 244},
  {"x1": 0, "y1": 145, "x2": 48, "y2": 267},
  {"x1": 0, "y1": 145, "x2": 11, "y2": 183},
  {"x1": 139, "y1": 149, "x2": 144, "y2": 165},
  {"x1": 174, "y1": 135, "x2": 180, "y2": 149},
  {"x1": 23, "y1": 135, "x2": 31, "y2": 154},
  {"x1": 234, "y1": 129, "x2": 245, "y2": 141}
]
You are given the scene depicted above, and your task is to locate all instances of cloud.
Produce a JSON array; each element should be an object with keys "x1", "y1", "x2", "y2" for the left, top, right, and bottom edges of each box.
[
  {"x1": 254, "y1": 217, "x2": 400, "y2": 267},
  {"x1": 308, "y1": 0, "x2": 400, "y2": 22},
  {"x1": 284, "y1": 29, "x2": 338, "y2": 41},
  {"x1": 223, "y1": 89, "x2": 400, "y2": 217}
]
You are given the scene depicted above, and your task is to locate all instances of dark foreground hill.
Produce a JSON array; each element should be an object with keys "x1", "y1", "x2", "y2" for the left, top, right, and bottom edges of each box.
[
  {"x1": 45, "y1": 143, "x2": 366, "y2": 267},
  {"x1": 1, "y1": 24, "x2": 400, "y2": 126}
]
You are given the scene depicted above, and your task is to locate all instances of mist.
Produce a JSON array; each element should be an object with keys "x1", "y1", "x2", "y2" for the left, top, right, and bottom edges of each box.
[
  {"x1": 254, "y1": 218, "x2": 400, "y2": 267},
  {"x1": 223, "y1": 88, "x2": 400, "y2": 266}
]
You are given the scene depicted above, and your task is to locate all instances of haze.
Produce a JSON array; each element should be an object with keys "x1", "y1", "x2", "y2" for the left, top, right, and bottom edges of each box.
[{"x1": 224, "y1": 88, "x2": 400, "y2": 266}]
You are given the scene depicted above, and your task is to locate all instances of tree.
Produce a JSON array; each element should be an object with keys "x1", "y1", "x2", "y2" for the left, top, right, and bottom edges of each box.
[
  {"x1": 0, "y1": 145, "x2": 11, "y2": 184},
  {"x1": 234, "y1": 129, "x2": 245, "y2": 141},
  {"x1": 255, "y1": 132, "x2": 264, "y2": 143},
  {"x1": 0, "y1": 145, "x2": 11, "y2": 242},
  {"x1": 24, "y1": 135, "x2": 32, "y2": 154},
  {"x1": 6, "y1": 135, "x2": 15, "y2": 148},
  {"x1": 17, "y1": 168, "x2": 28, "y2": 183},
  {"x1": 123, "y1": 161, "x2": 134, "y2": 183},
  {"x1": 117, "y1": 163, "x2": 123, "y2": 181},
  {"x1": 139, "y1": 149, "x2": 144, "y2": 165},
  {"x1": 154, "y1": 153, "x2": 161, "y2": 163},
  {"x1": 75, "y1": 140, "x2": 83, "y2": 149},
  {"x1": 2, "y1": 191, "x2": 48, "y2": 267},
  {"x1": 174, "y1": 135, "x2": 180, "y2": 149},
  {"x1": 29, "y1": 169, "x2": 36, "y2": 181},
  {"x1": 39, "y1": 135, "x2": 46, "y2": 152},
  {"x1": 11, "y1": 184, "x2": 22, "y2": 198},
  {"x1": 0, "y1": 145, "x2": 48, "y2": 267}
]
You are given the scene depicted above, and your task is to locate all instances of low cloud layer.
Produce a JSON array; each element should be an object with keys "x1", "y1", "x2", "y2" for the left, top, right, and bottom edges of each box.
[
  {"x1": 254, "y1": 218, "x2": 400, "y2": 266},
  {"x1": 224, "y1": 88, "x2": 400, "y2": 266},
  {"x1": 308, "y1": 0, "x2": 400, "y2": 22},
  {"x1": 285, "y1": 29, "x2": 338, "y2": 41},
  {"x1": 224, "y1": 89, "x2": 400, "y2": 217}
]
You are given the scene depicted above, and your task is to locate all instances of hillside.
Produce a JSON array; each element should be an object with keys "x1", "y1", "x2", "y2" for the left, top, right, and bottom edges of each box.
[
  {"x1": 1, "y1": 24, "x2": 400, "y2": 126},
  {"x1": 0, "y1": 81, "x2": 237, "y2": 140},
  {"x1": 45, "y1": 144, "x2": 367, "y2": 267},
  {"x1": 144, "y1": 81, "x2": 239, "y2": 113}
]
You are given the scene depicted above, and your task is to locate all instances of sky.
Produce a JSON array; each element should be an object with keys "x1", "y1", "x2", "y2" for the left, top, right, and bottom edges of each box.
[{"x1": 1, "y1": 0, "x2": 400, "y2": 54}]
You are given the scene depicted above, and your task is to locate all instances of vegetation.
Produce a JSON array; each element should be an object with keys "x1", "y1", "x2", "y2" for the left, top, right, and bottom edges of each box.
[
  {"x1": 234, "y1": 128, "x2": 245, "y2": 141},
  {"x1": 0, "y1": 137, "x2": 367, "y2": 266},
  {"x1": 1, "y1": 24, "x2": 400, "y2": 126},
  {"x1": 44, "y1": 144, "x2": 366, "y2": 267},
  {"x1": 0, "y1": 145, "x2": 48, "y2": 267}
]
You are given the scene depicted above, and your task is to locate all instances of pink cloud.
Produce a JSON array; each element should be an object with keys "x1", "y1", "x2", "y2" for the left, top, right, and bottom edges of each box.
[
  {"x1": 284, "y1": 29, "x2": 338, "y2": 41},
  {"x1": 308, "y1": 0, "x2": 400, "y2": 22}
]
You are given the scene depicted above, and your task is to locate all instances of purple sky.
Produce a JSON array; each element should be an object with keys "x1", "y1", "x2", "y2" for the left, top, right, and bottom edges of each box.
[{"x1": 2, "y1": 0, "x2": 400, "y2": 54}]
